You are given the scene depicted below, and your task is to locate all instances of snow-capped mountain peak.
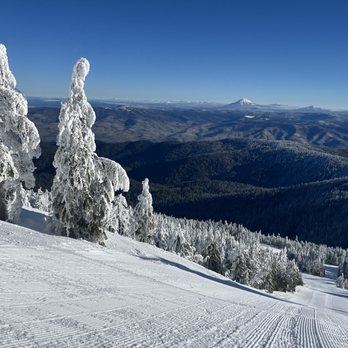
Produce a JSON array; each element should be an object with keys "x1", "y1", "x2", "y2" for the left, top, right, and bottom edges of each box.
[
  {"x1": 222, "y1": 98, "x2": 301, "y2": 111},
  {"x1": 223, "y1": 98, "x2": 258, "y2": 109},
  {"x1": 236, "y1": 98, "x2": 254, "y2": 105}
]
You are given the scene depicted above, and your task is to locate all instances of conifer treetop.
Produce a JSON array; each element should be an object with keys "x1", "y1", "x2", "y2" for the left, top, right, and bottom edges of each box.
[
  {"x1": 70, "y1": 58, "x2": 90, "y2": 100},
  {"x1": 0, "y1": 44, "x2": 16, "y2": 89}
]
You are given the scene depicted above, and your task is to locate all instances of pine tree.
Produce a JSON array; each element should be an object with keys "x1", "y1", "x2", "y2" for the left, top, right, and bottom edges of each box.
[
  {"x1": 0, "y1": 44, "x2": 40, "y2": 222},
  {"x1": 111, "y1": 194, "x2": 132, "y2": 236},
  {"x1": 153, "y1": 214, "x2": 168, "y2": 250},
  {"x1": 51, "y1": 58, "x2": 129, "y2": 242},
  {"x1": 134, "y1": 178, "x2": 154, "y2": 243},
  {"x1": 286, "y1": 259, "x2": 303, "y2": 291},
  {"x1": 233, "y1": 251, "x2": 250, "y2": 285},
  {"x1": 205, "y1": 242, "x2": 223, "y2": 274},
  {"x1": 270, "y1": 250, "x2": 289, "y2": 292},
  {"x1": 337, "y1": 274, "x2": 345, "y2": 288}
]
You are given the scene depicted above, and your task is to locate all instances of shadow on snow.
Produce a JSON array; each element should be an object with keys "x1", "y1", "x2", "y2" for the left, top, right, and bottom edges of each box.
[{"x1": 137, "y1": 255, "x2": 292, "y2": 304}]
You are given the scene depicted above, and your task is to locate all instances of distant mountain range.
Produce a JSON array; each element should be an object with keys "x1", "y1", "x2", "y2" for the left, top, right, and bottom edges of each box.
[
  {"x1": 223, "y1": 97, "x2": 288, "y2": 110},
  {"x1": 27, "y1": 97, "x2": 223, "y2": 110},
  {"x1": 222, "y1": 98, "x2": 330, "y2": 113},
  {"x1": 28, "y1": 96, "x2": 340, "y2": 112},
  {"x1": 28, "y1": 103, "x2": 348, "y2": 148},
  {"x1": 27, "y1": 95, "x2": 348, "y2": 248}
]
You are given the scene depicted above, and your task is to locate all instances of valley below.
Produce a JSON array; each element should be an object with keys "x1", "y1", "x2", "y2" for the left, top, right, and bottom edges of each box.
[{"x1": 34, "y1": 137, "x2": 348, "y2": 248}]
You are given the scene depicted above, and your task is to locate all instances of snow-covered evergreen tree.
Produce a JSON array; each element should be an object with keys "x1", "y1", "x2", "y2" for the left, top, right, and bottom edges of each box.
[
  {"x1": 151, "y1": 213, "x2": 303, "y2": 292},
  {"x1": 21, "y1": 187, "x2": 52, "y2": 213},
  {"x1": 111, "y1": 194, "x2": 132, "y2": 236},
  {"x1": 51, "y1": 58, "x2": 129, "y2": 242},
  {"x1": 0, "y1": 44, "x2": 40, "y2": 222},
  {"x1": 233, "y1": 252, "x2": 250, "y2": 285},
  {"x1": 286, "y1": 259, "x2": 303, "y2": 290},
  {"x1": 204, "y1": 241, "x2": 224, "y2": 274},
  {"x1": 269, "y1": 250, "x2": 288, "y2": 291},
  {"x1": 260, "y1": 232, "x2": 346, "y2": 281},
  {"x1": 134, "y1": 178, "x2": 155, "y2": 242},
  {"x1": 153, "y1": 215, "x2": 168, "y2": 250}
]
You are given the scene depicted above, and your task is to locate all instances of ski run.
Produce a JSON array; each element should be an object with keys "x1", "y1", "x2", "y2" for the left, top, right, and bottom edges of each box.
[{"x1": 0, "y1": 209, "x2": 347, "y2": 347}]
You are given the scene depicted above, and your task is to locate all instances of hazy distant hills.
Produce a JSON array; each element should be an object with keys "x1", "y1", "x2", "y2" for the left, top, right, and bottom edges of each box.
[
  {"x1": 28, "y1": 99, "x2": 348, "y2": 148},
  {"x1": 35, "y1": 139, "x2": 348, "y2": 248}
]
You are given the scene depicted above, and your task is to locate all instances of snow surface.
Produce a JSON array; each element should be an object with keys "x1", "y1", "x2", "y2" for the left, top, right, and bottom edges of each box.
[
  {"x1": 0, "y1": 209, "x2": 347, "y2": 347},
  {"x1": 238, "y1": 98, "x2": 254, "y2": 105}
]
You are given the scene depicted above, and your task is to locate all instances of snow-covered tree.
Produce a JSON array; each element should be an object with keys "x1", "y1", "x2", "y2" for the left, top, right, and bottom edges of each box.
[
  {"x1": 204, "y1": 241, "x2": 224, "y2": 274},
  {"x1": 51, "y1": 58, "x2": 129, "y2": 242},
  {"x1": 21, "y1": 187, "x2": 51, "y2": 213},
  {"x1": 286, "y1": 259, "x2": 303, "y2": 291},
  {"x1": 150, "y1": 213, "x2": 303, "y2": 292},
  {"x1": 0, "y1": 44, "x2": 40, "y2": 222},
  {"x1": 233, "y1": 251, "x2": 250, "y2": 285},
  {"x1": 269, "y1": 249, "x2": 294, "y2": 292},
  {"x1": 153, "y1": 215, "x2": 168, "y2": 250},
  {"x1": 111, "y1": 194, "x2": 132, "y2": 236},
  {"x1": 134, "y1": 178, "x2": 155, "y2": 243}
]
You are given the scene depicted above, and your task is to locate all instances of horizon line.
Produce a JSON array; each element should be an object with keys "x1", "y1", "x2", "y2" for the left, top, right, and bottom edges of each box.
[{"x1": 26, "y1": 95, "x2": 348, "y2": 111}]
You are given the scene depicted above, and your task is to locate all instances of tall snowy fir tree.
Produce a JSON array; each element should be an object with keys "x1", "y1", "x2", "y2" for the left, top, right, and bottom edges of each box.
[
  {"x1": 111, "y1": 194, "x2": 132, "y2": 236},
  {"x1": 205, "y1": 241, "x2": 224, "y2": 274},
  {"x1": 134, "y1": 178, "x2": 155, "y2": 242},
  {"x1": 0, "y1": 44, "x2": 40, "y2": 222},
  {"x1": 51, "y1": 58, "x2": 129, "y2": 242}
]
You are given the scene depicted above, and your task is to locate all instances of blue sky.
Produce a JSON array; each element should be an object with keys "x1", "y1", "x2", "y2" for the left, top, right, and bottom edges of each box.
[{"x1": 1, "y1": 0, "x2": 348, "y2": 108}]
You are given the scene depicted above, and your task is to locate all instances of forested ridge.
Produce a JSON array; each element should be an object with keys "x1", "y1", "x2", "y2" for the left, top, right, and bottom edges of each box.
[{"x1": 35, "y1": 139, "x2": 348, "y2": 248}]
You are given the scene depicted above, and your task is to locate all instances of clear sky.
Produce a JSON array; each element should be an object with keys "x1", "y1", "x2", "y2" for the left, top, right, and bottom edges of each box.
[{"x1": 1, "y1": 0, "x2": 348, "y2": 108}]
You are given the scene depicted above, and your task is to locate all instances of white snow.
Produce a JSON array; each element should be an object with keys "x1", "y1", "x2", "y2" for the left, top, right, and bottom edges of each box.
[
  {"x1": 0, "y1": 209, "x2": 347, "y2": 347},
  {"x1": 17, "y1": 206, "x2": 51, "y2": 235},
  {"x1": 239, "y1": 98, "x2": 254, "y2": 105}
]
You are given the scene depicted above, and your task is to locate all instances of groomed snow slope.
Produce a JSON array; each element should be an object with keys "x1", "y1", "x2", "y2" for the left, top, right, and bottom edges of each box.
[{"x1": 0, "y1": 218, "x2": 348, "y2": 347}]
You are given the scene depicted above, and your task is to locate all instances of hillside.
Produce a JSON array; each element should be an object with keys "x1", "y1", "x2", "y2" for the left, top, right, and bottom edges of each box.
[
  {"x1": 28, "y1": 105, "x2": 348, "y2": 148},
  {"x1": 0, "y1": 214, "x2": 347, "y2": 347},
  {"x1": 34, "y1": 139, "x2": 348, "y2": 247}
]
